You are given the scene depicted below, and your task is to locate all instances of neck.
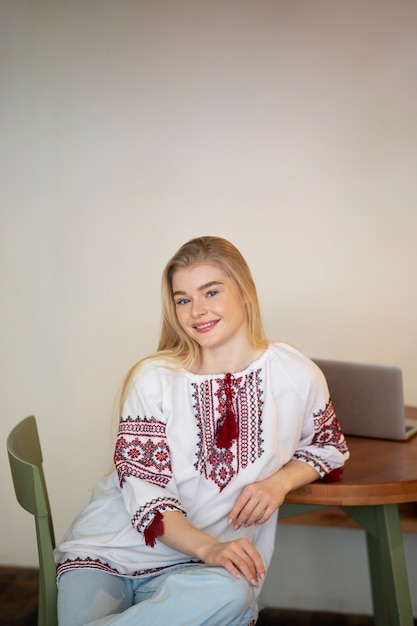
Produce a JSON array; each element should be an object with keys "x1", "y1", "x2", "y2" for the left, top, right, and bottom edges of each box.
[{"x1": 195, "y1": 344, "x2": 266, "y2": 375}]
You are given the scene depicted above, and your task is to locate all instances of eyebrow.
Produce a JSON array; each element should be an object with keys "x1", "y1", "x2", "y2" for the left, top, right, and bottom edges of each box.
[{"x1": 172, "y1": 281, "x2": 224, "y2": 297}]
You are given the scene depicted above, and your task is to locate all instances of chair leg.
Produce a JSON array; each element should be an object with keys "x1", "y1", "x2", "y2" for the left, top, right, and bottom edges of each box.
[{"x1": 343, "y1": 504, "x2": 413, "y2": 626}]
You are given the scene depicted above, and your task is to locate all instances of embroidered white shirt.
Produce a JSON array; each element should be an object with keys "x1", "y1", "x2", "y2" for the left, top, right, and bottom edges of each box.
[{"x1": 55, "y1": 343, "x2": 349, "y2": 592}]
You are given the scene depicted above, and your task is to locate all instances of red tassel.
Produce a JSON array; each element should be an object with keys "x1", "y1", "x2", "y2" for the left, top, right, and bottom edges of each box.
[
  {"x1": 322, "y1": 467, "x2": 344, "y2": 483},
  {"x1": 215, "y1": 410, "x2": 238, "y2": 448},
  {"x1": 144, "y1": 510, "x2": 164, "y2": 548},
  {"x1": 215, "y1": 373, "x2": 238, "y2": 449}
]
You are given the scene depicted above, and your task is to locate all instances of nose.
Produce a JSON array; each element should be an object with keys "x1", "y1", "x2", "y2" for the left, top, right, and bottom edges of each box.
[{"x1": 191, "y1": 299, "x2": 207, "y2": 318}]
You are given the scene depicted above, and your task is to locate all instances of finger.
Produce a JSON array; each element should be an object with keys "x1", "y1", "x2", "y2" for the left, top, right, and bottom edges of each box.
[
  {"x1": 226, "y1": 550, "x2": 260, "y2": 587},
  {"x1": 242, "y1": 502, "x2": 267, "y2": 527},
  {"x1": 255, "y1": 503, "x2": 275, "y2": 525},
  {"x1": 233, "y1": 495, "x2": 267, "y2": 529},
  {"x1": 228, "y1": 490, "x2": 252, "y2": 527},
  {"x1": 243, "y1": 493, "x2": 279, "y2": 527},
  {"x1": 221, "y1": 559, "x2": 243, "y2": 581},
  {"x1": 237, "y1": 545, "x2": 266, "y2": 586},
  {"x1": 227, "y1": 541, "x2": 265, "y2": 587},
  {"x1": 215, "y1": 541, "x2": 258, "y2": 586},
  {"x1": 230, "y1": 495, "x2": 262, "y2": 530},
  {"x1": 243, "y1": 542, "x2": 266, "y2": 582}
]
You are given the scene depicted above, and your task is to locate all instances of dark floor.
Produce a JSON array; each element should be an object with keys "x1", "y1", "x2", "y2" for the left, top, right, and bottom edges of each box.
[
  {"x1": 0, "y1": 567, "x2": 415, "y2": 625},
  {"x1": 0, "y1": 568, "x2": 38, "y2": 625}
]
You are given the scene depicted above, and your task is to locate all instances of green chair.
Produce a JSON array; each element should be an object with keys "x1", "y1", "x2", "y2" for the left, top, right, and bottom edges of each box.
[{"x1": 7, "y1": 415, "x2": 58, "y2": 626}]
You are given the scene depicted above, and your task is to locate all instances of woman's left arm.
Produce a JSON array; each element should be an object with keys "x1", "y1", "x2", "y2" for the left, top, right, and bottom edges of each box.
[
  {"x1": 228, "y1": 354, "x2": 349, "y2": 530},
  {"x1": 228, "y1": 459, "x2": 319, "y2": 530}
]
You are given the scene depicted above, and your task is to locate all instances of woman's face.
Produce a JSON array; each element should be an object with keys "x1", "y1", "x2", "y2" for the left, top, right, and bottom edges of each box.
[{"x1": 171, "y1": 263, "x2": 248, "y2": 353}]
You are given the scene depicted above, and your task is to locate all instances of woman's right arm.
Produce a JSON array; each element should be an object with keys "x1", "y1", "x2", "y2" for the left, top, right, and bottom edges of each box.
[{"x1": 118, "y1": 368, "x2": 264, "y2": 586}]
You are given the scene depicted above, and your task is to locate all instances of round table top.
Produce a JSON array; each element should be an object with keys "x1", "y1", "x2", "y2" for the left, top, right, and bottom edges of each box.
[{"x1": 285, "y1": 423, "x2": 417, "y2": 507}]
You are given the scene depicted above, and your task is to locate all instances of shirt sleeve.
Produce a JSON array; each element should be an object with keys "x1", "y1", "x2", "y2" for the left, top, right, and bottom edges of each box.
[
  {"x1": 113, "y1": 363, "x2": 186, "y2": 539},
  {"x1": 291, "y1": 359, "x2": 350, "y2": 478}
]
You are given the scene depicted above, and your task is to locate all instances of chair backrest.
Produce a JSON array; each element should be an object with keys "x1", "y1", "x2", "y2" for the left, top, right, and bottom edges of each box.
[{"x1": 7, "y1": 416, "x2": 58, "y2": 626}]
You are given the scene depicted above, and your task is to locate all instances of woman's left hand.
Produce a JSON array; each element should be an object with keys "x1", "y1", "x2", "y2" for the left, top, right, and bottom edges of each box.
[
  {"x1": 228, "y1": 460, "x2": 320, "y2": 530},
  {"x1": 227, "y1": 479, "x2": 283, "y2": 530}
]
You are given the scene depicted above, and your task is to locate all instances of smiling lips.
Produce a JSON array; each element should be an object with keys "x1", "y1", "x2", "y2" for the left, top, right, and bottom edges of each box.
[{"x1": 192, "y1": 320, "x2": 220, "y2": 332}]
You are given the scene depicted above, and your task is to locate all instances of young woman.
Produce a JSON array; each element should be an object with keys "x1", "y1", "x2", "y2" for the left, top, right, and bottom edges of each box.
[{"x1": 55, "y1": 236, "x2": 349, "y2": 626}]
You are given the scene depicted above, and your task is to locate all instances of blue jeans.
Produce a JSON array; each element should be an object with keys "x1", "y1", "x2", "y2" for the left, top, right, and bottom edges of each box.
[{"x1": 57, "y1": 563, "x2": 257, "y2": 625}]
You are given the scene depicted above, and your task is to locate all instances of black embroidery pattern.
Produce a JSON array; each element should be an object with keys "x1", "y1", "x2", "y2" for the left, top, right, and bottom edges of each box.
[
  {"x1": 56, "y1": 557, "x2": 198, "y2": 579},
  {"x1": 192, "y1": 369, "x2": 264, "y2": 491},
  {"x1": 114, "y1": 416, "x2": 172, "y2": 488},
  {"x1": 132, "y1": 496, "x2": 185, "y2": 533},
  {"x1": 293, "y1": 399, "x2": 348, "y2": 477},
  {"x1": 312, "y1": 399, "x2": 346, "y2": 447}
]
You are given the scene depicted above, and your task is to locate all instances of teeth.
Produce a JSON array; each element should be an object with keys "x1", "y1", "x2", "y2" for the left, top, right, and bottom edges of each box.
[{"x1": 195, "y1": 322, "x2": 214, "y2": 330}]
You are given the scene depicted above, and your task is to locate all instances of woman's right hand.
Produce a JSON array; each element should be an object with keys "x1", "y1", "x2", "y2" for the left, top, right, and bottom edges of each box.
[
  {"x1": 156, "y1": 511, "x2": 265, "y2": 587},
  {"x1": 198, "y1": 536, "x2": 266, "y2": 588}
]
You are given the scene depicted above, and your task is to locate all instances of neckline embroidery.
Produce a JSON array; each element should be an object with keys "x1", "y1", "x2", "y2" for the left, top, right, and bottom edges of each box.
[{"x1": 192, "y1": 368, "x2": 264, "y2": 491}]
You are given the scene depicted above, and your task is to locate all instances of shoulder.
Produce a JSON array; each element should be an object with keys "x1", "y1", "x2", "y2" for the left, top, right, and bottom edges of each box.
[
  {"x1": 266, "y1": 342, "x2": 326, "y2": 390},
  {"x1": 121, "y1": 356, "x2": 184, "y2": 416},
  {"x1": 267, "y1": 342, "x2": 315, "y2": 369},
  {"x1": 130, "y1": 355, "x2": 183, "y2": 388}
]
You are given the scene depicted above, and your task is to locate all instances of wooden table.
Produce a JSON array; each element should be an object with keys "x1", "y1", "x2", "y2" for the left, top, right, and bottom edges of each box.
[{"x1": 280, "y1": 417, "x2": 417, "y2": 626}]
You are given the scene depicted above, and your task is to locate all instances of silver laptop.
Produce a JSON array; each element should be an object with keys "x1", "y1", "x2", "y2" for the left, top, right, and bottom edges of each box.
[{"x1": 313, "y1": 358, "x2": 417, "y2": 441}]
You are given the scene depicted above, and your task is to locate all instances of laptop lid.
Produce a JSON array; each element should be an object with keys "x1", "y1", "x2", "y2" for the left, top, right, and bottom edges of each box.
[{"x1": 313, "y1": 358, "x2": 417, "y2": 441}]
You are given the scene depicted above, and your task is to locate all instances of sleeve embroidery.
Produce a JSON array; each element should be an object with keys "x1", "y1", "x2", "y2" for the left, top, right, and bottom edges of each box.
[
  {"x1": 293, "y1": 399, "x2": 349, "y2": 478},
  {"x1": 114, "y1": 415, "x2": 172, "y2": 487},
  {"x1": 312, "y1": 399, "x2": 346, "y2": 449},
  {"x1": 132, "y1": 496, "x2": 186, "y2": 534}
]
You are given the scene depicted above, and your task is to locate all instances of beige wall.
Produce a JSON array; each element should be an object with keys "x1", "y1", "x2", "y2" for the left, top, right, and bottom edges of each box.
[{"x1": 1, "y1": 0, "x2": 416, "y2": 614}]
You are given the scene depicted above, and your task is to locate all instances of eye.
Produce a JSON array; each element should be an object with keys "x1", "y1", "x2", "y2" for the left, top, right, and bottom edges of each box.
[
  {"x1": 206, "y1": 290, "x2": 218, "y2": 298},
  {"x1": 175, "y1": 298, "x2": 190, "y2": 306}
]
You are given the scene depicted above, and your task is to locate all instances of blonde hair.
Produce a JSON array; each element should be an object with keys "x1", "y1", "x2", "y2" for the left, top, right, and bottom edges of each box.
[{"x1": 119, "y1": 236, "x2": 268, "y2": 412}]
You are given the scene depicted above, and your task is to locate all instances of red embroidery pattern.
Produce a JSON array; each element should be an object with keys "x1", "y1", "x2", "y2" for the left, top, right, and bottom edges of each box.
[
  {"x1": 56, "y1": 556, "x2": 198, "y2": 580},
  {"x1": 293, "y1": 448, "x2": 330, "y2": 476},
  {"x1": 192, "y1": 369, "x2": 264, "y2": 491},
  {"x1": 293, "y1": 399, "x2": 348, "y2": 477},
  {"x1": 312, "y1": 399, "x2": 345, "y2": 447},
  {"x1": 214, "y1": 372, "x2": 238, "y2": 448},
  {"x1": 132, "y1": 496, "x2": 185, "y2": 533},
  {"x1": 114, "y1": 416, "x2": 172, "y2": 488}
]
